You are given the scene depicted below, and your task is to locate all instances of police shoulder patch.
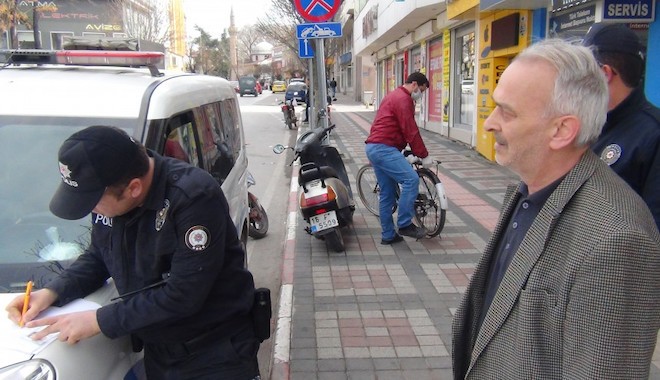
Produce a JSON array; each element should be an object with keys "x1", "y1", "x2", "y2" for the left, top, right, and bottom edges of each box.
[
  {"x1": 185, "y1": 225, "x2": 210, "y2": 251},
  {"x1": 600, "y1": 144, "x2": 622, "y2": 166}
]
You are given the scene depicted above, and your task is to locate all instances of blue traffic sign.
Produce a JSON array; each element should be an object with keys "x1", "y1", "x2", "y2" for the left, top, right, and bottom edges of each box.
[
  {"x1": 296, "y1": 22, "x2": 342, "y2": 40},
  {"x1": 294, "y1": 0, "x2": 341, "y2": 23},
  {"x1": 298, "y1": 39, "x2": 314, "y2": 59}
]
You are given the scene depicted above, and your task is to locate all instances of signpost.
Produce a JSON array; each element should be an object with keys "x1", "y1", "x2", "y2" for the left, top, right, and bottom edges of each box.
[
  {"x1": 293, "y1": 0, "x2": 341, "y2": 22},
  {"x1": 296, "y1": 22, "x2": 342, "y2": 39},
  {"x1": 299, "y1": 39, "x2": 314, "y2": 59},
  {"x1": 293, "y1": 0, "x2": 342, "y2": 129}
]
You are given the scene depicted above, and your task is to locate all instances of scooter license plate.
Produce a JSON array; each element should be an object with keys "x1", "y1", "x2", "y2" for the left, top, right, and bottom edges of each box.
[{"x1": 310, "y1": 211, "x2": 338, "y2": 233}]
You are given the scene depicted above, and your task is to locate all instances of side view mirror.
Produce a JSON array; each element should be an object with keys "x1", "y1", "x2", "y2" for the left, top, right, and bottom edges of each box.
[{"x1": 273, "y1": 144, "x2": 287, "y2": 154}]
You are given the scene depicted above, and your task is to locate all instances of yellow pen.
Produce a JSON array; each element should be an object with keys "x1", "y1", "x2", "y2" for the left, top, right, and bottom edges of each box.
[{"x1": 19, "y1": 280, "x2": 33, "y2": 327}]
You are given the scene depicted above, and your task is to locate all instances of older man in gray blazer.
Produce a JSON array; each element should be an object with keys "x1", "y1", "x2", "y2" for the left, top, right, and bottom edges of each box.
[{"x1": 452, "y1": 39, "x2": 660, "y2": 379}]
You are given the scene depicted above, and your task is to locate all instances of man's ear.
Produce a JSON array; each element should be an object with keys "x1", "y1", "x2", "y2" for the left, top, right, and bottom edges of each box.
[
  {"x1": 601, "y1": 64, "x2": 616, "y2": 83},
  {"x1": 127, "y1": 178, "x2": 143, "y2": 199},
  {"x1": 549, "y1": 115, "x2": 580, "y2": 150}
]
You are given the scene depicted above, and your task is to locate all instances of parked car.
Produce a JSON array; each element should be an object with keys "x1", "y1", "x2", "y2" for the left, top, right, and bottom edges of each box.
[
  {"x1": 271, "y1": 80, "x2": 286, "y2": 93},
  {"x1": 239, "y1": 76, "x2": 259, "y2": 97},
  {"x1": 0, "y1": 46, "x2": 251, "y2": 379},
  {"x1": 285, "y1": 82, "x2": 308, "y2": 104}
]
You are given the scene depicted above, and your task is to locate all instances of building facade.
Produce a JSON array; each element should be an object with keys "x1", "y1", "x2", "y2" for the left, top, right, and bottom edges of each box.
[{"x1": 333, "y1": 0, "x2": 658, "y2": 161}]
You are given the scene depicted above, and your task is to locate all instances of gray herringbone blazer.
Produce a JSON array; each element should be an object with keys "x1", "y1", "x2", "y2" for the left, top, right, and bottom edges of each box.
[{"x1": 452, "y1": 151, "x2": 660, "y2": 380}]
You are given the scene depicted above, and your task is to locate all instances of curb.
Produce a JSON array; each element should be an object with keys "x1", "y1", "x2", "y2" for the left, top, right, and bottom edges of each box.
[{"x1": 270, "y1": 127, "x2": 303, "y2": 380}]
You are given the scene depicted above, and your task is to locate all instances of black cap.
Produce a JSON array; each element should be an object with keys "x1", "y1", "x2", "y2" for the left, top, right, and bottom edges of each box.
[
  {"x1": 582, "y1": 23, "x2": 644, "y2": 60},
  {"x1": 50, "y1": 126, "x2": 140, "y2": 220}
]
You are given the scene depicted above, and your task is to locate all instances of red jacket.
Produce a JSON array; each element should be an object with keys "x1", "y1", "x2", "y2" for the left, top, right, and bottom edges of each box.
[{"x1": 365, "y1": 86, "x2": 429, "y2": 158}]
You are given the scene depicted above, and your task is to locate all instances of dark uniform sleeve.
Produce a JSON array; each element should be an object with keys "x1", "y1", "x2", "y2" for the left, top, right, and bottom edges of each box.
[
  {"x1": 45, "y1": 220, "x2": 112, "y2": 306},
  {"x1": 96, "y1": 179, "x2": 245, "y2": 339}
]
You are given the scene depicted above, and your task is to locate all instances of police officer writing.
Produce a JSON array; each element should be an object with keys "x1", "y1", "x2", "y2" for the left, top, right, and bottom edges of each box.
[
  {"x1": 583, "y1": 23, "x2": 660, "y2": 230},
  {"x1": 5, "y1": 126, "x2": 262, "y2": 379}
]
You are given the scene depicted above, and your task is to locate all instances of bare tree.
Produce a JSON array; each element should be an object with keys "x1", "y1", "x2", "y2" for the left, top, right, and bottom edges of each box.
[
  {"x1": 0, "y1": 0, "x2": 34, "y2": 48},
  {"x1": 110, "y1": 0, "x2": 171, "y2": 45},
  {"x1": 237, "y1": 24, "x2": 264, "y2": 63}
]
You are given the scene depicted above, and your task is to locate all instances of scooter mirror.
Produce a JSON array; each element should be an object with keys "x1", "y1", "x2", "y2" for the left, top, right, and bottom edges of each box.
[{"x1": 273, "y1": 144, "x2": 287, "y2": 154}]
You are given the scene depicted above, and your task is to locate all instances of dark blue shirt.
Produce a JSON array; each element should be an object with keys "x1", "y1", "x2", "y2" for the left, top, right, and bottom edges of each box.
[{"x1": 478, "y1": 178, "x2": 562, "y2": 330}]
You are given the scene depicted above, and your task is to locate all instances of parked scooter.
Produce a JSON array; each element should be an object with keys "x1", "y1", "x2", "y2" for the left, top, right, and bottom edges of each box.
[
  {"x1": 280, "y1": 99, "x2": 297, "y2": 129},
  {"x1": 273, "y1": 124, "x2": 354, "y2": 252},
  {"x1": 247, "y1": 171, "x2": 268, "y2": 239}
]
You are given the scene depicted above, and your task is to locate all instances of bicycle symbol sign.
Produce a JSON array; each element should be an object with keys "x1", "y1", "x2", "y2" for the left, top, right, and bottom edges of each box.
[{"x1": 293, "y1": 0, "x2": 341, "y2": 23}]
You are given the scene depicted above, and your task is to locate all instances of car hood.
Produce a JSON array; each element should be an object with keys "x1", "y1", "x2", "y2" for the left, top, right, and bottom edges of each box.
[
  {"x1": 0, "y1": 286, "x2": 113, "y2": 368},
  {"x1": 0, "y1": 293, "x2": 43, "y2": 366}
]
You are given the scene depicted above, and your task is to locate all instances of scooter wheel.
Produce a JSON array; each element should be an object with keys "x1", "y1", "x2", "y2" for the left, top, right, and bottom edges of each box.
[{"x1": 324, "y1": 229, "x2": 345, "y2": 252}]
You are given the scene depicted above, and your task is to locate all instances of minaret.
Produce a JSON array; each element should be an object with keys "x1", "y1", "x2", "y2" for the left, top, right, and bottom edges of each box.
[{"x1": 228, "y1": 6, "x2": 238, "y2": 80}]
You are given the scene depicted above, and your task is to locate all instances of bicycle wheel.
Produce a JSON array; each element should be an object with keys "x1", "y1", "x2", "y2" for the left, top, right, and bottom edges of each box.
[
  {"x1": 356, "y1": 164, "x2": 381, "y2": 216},
  {"x1": 414, "y1": 169, "x2": 447, "y2": 237}
]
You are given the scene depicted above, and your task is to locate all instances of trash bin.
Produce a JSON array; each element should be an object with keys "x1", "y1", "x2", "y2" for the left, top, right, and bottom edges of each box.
[{"x1": 363, "y1": 91, "x2": 374, "y2": 106}]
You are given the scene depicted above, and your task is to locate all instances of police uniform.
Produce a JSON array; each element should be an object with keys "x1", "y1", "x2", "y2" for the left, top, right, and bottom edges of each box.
[
  {"x1": 591, "y1": 87, "x2": 660, "y2": 230},
  {"x1": 46, "y1": 151, "x2": 260, "y2": 379}
]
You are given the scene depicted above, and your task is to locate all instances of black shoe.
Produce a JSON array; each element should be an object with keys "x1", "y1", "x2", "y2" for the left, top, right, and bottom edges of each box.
[
  {"x1": 380, "y1": 234, "x2": 404, "y2": 245},
  {"x1": 398, "y1": 223, "x2": 426, "y2": 239}
]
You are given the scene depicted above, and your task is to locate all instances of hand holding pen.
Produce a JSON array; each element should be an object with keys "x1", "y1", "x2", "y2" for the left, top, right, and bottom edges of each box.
[{"x1": 5, "y1": 286, "x2": 58, "y2": 327}]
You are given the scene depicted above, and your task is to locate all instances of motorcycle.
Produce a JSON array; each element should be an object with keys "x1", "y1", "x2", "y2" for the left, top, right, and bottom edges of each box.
[
  {"x1": 281, "y1": 99, "x2": 297, "y2": 129},
  {"x1": 273, "y1": 124, "x2": 354, "y2": 252},
  {"x1": 247, "y1": 171, "x2": 268, "y2": 239}
]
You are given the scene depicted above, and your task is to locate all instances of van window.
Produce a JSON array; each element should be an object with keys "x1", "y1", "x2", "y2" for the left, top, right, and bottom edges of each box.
[{"x1": 164, "y1": 112, "x2": 199, "y2": 167}]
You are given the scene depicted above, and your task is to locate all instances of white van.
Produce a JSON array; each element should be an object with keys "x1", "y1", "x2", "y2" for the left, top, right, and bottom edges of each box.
[{"x1": 0, "y1": 48, "x2": 249, "y2": 379}]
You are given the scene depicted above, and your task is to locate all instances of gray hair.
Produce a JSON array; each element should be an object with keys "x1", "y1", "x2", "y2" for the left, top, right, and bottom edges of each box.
[{"x1": 515, "y1": 39, "x2": 608, "y2": 146}]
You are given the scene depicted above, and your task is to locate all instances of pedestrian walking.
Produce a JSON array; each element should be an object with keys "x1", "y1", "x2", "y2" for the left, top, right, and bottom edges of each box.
[
  {"x1": 452, "y1": 39, "x2": 660, "y2": 379},
  {"x1": 329, "y1": 77, "x2": 337, "y2": 100},
  {"x1": 6, "y1": 126, "x2": 263, "y2": 379},
  {"x1": 582, "y1": 22, "x2": 660, "y2": 230}
]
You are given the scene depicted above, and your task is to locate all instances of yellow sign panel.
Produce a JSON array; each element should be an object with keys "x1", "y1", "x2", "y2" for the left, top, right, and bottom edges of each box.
[
  {"x1": 447, "y1": 0, "x2": 479, "y2": 20},
  {"x1": 476, "y1": 107, "x2": 496, "y2": 161},
  {"x1": 477, "y1": 57, "x2": 508, "y2": 109}
]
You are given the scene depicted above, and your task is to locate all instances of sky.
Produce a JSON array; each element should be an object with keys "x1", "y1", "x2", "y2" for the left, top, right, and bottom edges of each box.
[{"x1": 184, "y1": 0, "x2": 275, "y2": 39}]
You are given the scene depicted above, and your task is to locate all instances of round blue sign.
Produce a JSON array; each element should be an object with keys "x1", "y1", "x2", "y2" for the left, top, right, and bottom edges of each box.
[{"x1": 294, "y1": 0, "x2": 341, "y2": 23}]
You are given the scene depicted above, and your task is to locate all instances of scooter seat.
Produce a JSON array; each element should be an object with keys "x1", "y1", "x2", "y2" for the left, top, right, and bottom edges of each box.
[{"x1": 298, "y1": 164, "x2": 339, "y2": 185}]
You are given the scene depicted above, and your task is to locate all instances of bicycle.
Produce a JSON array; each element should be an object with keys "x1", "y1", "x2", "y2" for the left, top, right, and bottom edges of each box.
[{"x1": 355, "y1": 154, "x2": 448, "y2": 237}]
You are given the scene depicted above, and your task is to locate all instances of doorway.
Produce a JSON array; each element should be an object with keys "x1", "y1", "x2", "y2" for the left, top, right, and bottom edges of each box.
[{"x1": 451, "y1": 24, "x2": 476, "y2": 145}]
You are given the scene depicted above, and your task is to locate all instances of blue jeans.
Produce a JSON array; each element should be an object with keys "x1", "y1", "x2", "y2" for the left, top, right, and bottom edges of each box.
[{"x1": 365, "y1": 143, "x2": 418, "y2": 240}]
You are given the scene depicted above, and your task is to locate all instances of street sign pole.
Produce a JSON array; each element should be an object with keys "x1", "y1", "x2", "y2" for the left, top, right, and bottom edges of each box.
[
  {"x1": 308, "y1": 58, "x2": 315, "y2": 129},
  {"x1": 315, "y1": 39, "x2": 329, "y2": 130}
]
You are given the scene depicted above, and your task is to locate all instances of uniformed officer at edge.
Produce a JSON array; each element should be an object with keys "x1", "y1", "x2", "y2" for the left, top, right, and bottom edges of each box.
[
  {"x1": 5, "y1": 125, "x2": 261, "y2": 379},
  {"x1": 583, "y1": 23, "x2": 660, "y2": 230}
]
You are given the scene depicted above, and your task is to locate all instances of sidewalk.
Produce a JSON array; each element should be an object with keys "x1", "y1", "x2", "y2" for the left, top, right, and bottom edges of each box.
[{"x1": 271, "y1": 93, "x2": 660, "y2": 380}]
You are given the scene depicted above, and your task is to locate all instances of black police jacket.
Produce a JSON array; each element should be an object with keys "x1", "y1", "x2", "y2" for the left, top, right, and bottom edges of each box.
[
  {"x1": 46, "y1": 152, "x2": 255, "y2": 344},
  {"x1": 591, "y1": 87, "x2": 660, "y2": 230}
]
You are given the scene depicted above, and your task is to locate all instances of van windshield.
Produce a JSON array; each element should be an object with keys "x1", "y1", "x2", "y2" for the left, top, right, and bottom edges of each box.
[
  {"x1": 239, "y1": 77, "x2": 255, "y2": 85},
  {"x1": 0, "y1": 116, "x2": 136, "y2": 292}
]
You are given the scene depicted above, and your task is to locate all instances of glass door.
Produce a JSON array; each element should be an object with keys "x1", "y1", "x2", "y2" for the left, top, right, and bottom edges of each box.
[{"x1": 451, "y1": 24, "x2": 476, "y2": 137}]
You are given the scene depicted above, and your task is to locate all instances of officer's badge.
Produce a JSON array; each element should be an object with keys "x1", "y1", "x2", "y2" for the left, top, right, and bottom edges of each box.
[
  {"x1": 600, "y1": 144, "x2": 622, "y2": 166},
  {"x1": 155, "y1": 199, "x2": 170, "y2": 231},
  {"x1": 185, "y1": 226, "x2": 210, "y2": 251}
]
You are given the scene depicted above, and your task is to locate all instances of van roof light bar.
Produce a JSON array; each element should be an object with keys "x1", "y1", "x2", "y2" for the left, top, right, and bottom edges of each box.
[{"x1": 0, "y1": 49, "x2": 165, "y2": 77}]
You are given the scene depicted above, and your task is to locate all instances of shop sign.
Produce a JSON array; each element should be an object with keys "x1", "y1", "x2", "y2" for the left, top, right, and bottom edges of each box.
[
  {"x1": 603, "y1": 0, "x2": 655, "y2": 22},
  {"x1": 548, "y1": 4, "x2": 596, "y2": 38}
]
